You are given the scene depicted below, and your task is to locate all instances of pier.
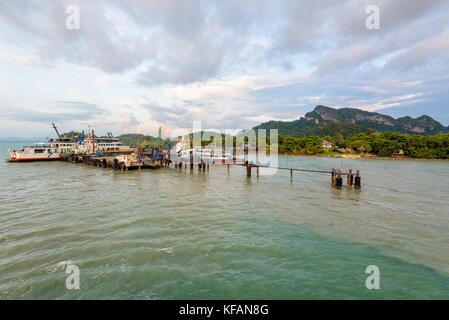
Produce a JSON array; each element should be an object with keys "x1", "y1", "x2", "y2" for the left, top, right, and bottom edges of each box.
[
  {"x1": 227, "y1": 162, "x2": 361, "y2": 189},
  {"x1": 60, "y1": 151, "x2": 171, "y2": 171},
  {"x1": 59, "y1": 151, "x2": 361, "y2": 189}
]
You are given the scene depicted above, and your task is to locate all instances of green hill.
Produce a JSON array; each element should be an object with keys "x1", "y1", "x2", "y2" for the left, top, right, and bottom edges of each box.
[{"x1": 253, "y1": 105, "x2": 449, "y2": 137}]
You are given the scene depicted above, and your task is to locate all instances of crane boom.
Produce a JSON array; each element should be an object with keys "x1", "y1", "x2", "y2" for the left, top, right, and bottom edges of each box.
[{"x1": 51, "y1": 123, "x2": 60, "y2": 137}]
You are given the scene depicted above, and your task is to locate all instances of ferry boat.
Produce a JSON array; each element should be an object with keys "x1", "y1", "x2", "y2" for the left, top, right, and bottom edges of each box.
[
  {"x1": 76, "y1": 132, "x2": 135, "y2": 154},
  {"x1": 8, "y1": 136, "x2": 75, "y2": 162},
  {"x1": 8, "y1": 124, "x2": 133, "y2": 162}
]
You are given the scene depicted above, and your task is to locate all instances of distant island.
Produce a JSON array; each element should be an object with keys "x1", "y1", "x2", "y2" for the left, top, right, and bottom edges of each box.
[
  {"x1": 254, "y1": 105, "x2": 449, "y2": 137},
  {"x1": 250, "y1": 105, "x2": 449, "y2": 160}
]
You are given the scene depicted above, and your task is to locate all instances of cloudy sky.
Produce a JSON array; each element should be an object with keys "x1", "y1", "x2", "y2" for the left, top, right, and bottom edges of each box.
[{"x1": 0, "y1": 0, "x2": 448, "y2": 137}]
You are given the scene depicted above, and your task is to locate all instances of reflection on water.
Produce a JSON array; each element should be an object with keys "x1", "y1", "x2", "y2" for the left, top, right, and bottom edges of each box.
[{"x1": 1, "y1": 142, "x2": 449, "y2": 299}]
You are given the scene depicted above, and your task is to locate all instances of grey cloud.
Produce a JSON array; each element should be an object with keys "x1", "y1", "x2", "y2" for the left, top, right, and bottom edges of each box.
[
  {"x1": 136, "y1": 36, "x2": 230, "y2": 86},
  {"x1": 143, "y1": 100, "x2": 261, "y2": 129},
  {"x1": 385, "y1": 30, "x2": 449, "y2": 71},
  {"x1": 0, "y1": 101, "x2": 107, "y2": 123},
  {"x1": 142, "y1": 101, "x2": 190, "y2": 127},
  {"x1": 274, "y1": 0, "x2": 449, "y2": 74},
  {"x1": 116, "y1": 0, "x2": 207, "y2": 38},
  {"x1": 334, "y1": 0, "x2": 446, "y2": 38},
  {"x1": 1, "y1": 0, "x2": 448, "y2": 85},
  {"x1": 377, "y1": 0, "x2": 445, "y2": 31},
  {"x1": 0, "y1": 0, "x2": 157, "y2": 73},
  {"x1": 120, "y1": 112, "x2": 140, "y2": 129}
]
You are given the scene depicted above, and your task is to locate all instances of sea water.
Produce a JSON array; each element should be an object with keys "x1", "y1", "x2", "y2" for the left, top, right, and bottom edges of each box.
[{"x1": 1, "y1": 141, "x2": 449, "y2": 299}]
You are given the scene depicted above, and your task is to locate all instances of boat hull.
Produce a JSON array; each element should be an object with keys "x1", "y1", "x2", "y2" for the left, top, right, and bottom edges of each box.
[{"x1": 8, "y1": 156, "x2": 61, "y2": 162}]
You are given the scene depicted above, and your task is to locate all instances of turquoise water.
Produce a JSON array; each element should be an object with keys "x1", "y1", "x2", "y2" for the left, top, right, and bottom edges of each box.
[{"x1": 1, "y1": 141, "x2": 449, "y2": 299}]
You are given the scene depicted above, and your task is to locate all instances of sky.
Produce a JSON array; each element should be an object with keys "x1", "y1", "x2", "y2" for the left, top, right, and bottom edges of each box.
[{"x1": 0, "y1": 0, "x2": 448, "y2": 138}]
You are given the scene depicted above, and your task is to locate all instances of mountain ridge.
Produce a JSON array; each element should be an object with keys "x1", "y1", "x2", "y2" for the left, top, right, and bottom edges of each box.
[{"x1": 253, "y1": 105, "x2": 449, "y2": 137}]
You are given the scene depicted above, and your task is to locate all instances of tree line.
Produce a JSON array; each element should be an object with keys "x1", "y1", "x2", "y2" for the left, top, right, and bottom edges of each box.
[{"x1": 276, "y1": 131, "x2": 449, "y2": 159}]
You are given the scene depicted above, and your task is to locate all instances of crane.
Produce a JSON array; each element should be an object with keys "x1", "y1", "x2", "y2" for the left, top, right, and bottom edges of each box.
[{"x1": 51, "y1": 123, "x2": 61, "y2": 137}]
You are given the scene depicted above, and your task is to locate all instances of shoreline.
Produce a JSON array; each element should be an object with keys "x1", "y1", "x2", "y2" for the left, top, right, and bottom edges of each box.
[{"x1": 277, "y1": 153, "x2": 449, "y2": 161}]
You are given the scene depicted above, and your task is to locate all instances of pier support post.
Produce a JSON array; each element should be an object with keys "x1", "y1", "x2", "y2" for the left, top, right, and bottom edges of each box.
[
  {"x1": 347, "y1": 169, "x2": 353, "y2": 189},
  {"x1": 336, "y1": 169, "x2": 343, "y2": 188},
  {"x1": 354, "y1": 169, "x2": 361, "y2": 189},
  {"x1": 246, "y1": 162, "x2": 251, "y2": 178},
  {"x1": 290, "y1": 169, "x2": 293, "y2": 182},
  {"x1": 257, "y1": 166, "x2": 259, "y2": 178},
  {"x1": 331, "y1": 169, "x2": 336, "y2": 187},
  {"x1": 227, "y1": 164, "x2": 230, "y2": 174},
  {"x1": 207, "y1": 164, "x2": 209, "y2": 172}
]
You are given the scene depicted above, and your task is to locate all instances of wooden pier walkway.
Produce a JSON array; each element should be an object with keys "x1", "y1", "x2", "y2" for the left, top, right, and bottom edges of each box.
[
  {"x1": 59, "y1": 153, "x2": 361, "y2": 189},
  {"x1": 227, "y1": 162, "x2": 361, "y2": 189}
]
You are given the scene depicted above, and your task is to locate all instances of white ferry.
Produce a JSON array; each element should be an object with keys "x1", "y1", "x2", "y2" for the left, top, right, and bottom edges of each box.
[
  {"x1": 8, "y1": 136, "x2": 74, "y2": 162},
  {"x1": 8, "y1": 125, "x2": 133, "y2": 162},
  {"x1": 76, "y1": 132, "x2": 134, "y2": 154}
]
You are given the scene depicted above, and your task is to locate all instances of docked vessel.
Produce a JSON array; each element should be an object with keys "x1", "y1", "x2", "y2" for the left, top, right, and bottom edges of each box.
[
  {"x1": 179, "y1": 147, "x2": 233, "y2": 164},
  {"x1": 174, "y1": 138, "x2": 240, "y2": 164},
  {"x1": 8, "y1": 135, "x2": 75, "y2": 162},
  {"x1": 8, "y1": 124, "x2": 133, "y2": 162},
  {"x1": 76, "y1": 131, "x2": 134, "y2": 154}
]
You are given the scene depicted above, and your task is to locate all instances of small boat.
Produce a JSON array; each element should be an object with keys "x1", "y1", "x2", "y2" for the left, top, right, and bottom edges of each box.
[{"x1": 179, "y1": 147, "x2": 235, "y2": 164}]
